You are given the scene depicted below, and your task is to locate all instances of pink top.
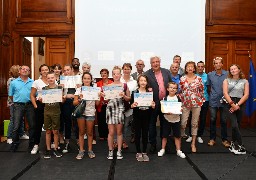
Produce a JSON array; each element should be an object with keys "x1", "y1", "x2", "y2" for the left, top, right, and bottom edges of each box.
[
  {"x1": 155, "y1": 71, "x2": 166, "y2": 100},
  {"x1": 179, "y1": 75, "x2": 205, "y2": 108}
]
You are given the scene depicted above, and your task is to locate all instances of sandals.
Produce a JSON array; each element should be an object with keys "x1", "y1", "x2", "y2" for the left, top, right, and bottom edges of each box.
[{"x1": 88, "y1": 150, "x2": 96, "y2": 159}]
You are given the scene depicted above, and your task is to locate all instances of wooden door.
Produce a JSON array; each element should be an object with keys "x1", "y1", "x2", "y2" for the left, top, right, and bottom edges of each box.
[
  {"x1": 22, "y1": 38, "x2": 32, "y2": 70},
  {"x1": 206, "y1": 38, "x2": 256, "y2": 127},
  {"x1": 45, "y1": 37, "x2": 70, "y2": 68}
]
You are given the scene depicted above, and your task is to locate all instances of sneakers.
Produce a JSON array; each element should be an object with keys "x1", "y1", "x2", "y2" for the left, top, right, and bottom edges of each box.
[
  {"x1": 62, "y1": 143, "x2": 69, "y2": 153},
  {"x1": 177, "y1": 150, "x2": 186, "y2": 158},
  {"x1": 234, "y1": 145, "x2": 246, "y2": 155},
  {"x1": 136, "y1": 153, "x2": 144, "y2": 162},
  {"x1": 31, "y1": 145, "x2": 39, "y2": 154},
  {"x1": 222, "y1": 140, "x2": 230, "y2": 148},
  {"x1": 107, "y1": 150, "x2": 114, "y2": 160},
  {"x1": 76, "y1": 150, "x2": 85, "y2": 160},
  {"x1": 142, "y1": 153, "x2": 149, "y2": 162},
  {"x1": 44, "y1": 150, "x2": 52, "y2": 159},
  {"x1": 208, "y1": 139, "x2": 216, "y2": 146},
  {"x1": 88, "y1": 151, "x2": 96, "y2": 159},
  {"x1": 197, "y1": 137, "x2": 203, "y2": 144},
  {"x1": 84, "y1": 134, "x2": 87, "y2": 140},
  {"x1": 229, "y1": 141, "x2": 236, "y2": 153},
  {"x1": 53, "y1": 150, "x2": 62, "y2": 158},
  {"x1": 117, "y1": 150, "x2": 123, "y2": 160},
  {"x1": 7, "y1": 139, "x2": 13, "y2": 144},
  {"x1": 92, "y1": 140, "x2": 96, "y2": 145},
  {"x1": 20, "y1": 134, "x2": 29, "y2": 140},
  {"x1": 186, "y1": 136, "x2": 192, "y2": 143},
  {"x1": 158, "y1": 149, "x2": 165, "y2": 157}
]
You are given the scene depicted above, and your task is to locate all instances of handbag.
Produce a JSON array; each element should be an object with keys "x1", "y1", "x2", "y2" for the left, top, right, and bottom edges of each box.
[
  {"x1": 220, "y1": 79, "x2": 240, "y2": 104},
  {"x1": 72, "y1": 100, "x2": 86, "y2": 118}
]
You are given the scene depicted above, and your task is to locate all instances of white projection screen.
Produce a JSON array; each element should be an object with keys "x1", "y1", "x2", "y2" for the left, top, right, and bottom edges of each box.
[{"x1": 75, "y1": 0, "x2": 205, "y2": 78}]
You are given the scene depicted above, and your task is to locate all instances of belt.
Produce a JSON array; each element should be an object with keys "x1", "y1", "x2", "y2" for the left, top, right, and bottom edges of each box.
[{"x1": 14, "y1": 102, "x2": 32, "y2": 105}]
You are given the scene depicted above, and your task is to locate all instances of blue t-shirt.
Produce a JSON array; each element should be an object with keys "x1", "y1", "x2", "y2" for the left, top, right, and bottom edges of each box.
[
  {"x1": 196, "y1": 72, "x2": 209, "y2": 101},
  {"x1": 207, "y1": 70, "x2": 228, "y2": 107},
  {"x1": 9, "y1": 77, "x2": 34, "y2": 103}
]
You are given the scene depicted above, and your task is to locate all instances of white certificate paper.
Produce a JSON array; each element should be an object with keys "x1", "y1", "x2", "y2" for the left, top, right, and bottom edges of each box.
[
  {"x1": 134, "y1": 92, "x2": 153, "y2": 107},
  {"x1": 160, "y1": 101, "x2": 182, "y2": 114},
  {"x1": 81, "y1": 86, "x2": 100, "y2": 100},
  {"x1": 60, "y1": 75, "x2": 82, "y2": 88},
  {"x1": 102, "y1": 85, "x2": 123, "y2": 100},
  {"x1": 42, "y1": 89, "x2": 62, "y2": 103}
]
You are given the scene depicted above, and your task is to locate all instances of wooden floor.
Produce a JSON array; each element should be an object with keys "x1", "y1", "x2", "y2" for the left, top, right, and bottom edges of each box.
[{"x1": 0, "y1": 127, "x2": 255, "y2": 180}]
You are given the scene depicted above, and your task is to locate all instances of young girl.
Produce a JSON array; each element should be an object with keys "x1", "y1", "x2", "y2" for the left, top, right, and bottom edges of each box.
[
  {"x1": 158, "y1": 82, "x2": 186, "y2": 158},
  {"x1": 103, "y1": 66, "x2": 130, "y2": 160},
  {"x1": 130, "y1": 75, "x2": 155, "y2": 162},
  {"x1": 73, "y1": 72, "x2": 99, "y2": 159}
]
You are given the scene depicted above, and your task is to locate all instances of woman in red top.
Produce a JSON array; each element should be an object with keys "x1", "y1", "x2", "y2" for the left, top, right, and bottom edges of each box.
[
  {"x1": 96, "y1": 69, "x2": 113, "y2": 140},
  {"x1": 179, "y1": 61, "x2": 205, "y2": 153}
]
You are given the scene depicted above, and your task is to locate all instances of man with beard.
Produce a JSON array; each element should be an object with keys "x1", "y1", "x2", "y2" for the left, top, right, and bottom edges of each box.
[{"x1": 72, "y1": 58, "x2": 83, "y2": 75}]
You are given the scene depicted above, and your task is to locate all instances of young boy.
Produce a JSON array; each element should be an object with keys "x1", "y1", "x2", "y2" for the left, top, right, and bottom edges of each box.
[
  {"x1": 158, "y1": 82, "x2": 186, "y2": 158},
  {"x1": 43, "y1": 71, "x2": 63, "y2": 159}
]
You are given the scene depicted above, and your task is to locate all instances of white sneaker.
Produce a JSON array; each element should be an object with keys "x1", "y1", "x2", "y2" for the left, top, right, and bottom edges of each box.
[
  {"x1": 92, "y1": 140, "x2": 96, "y2": 145},
  {"x1": 7, "y1": 139, "x2": 13, "y2": 144},
  {"x1": 186, "y1": 136, "x2": 192, "y2": 143},
  {"x1": 31, "y1": 145, "x2": 39, "y2": 154},
  {"x1": 177, "y1": 150, "x2": 186, "y2": 158},
  {"x1": 117, "y1": 150, "x2": 123, "y2": 160},
  {"x1": 20, "y1": 134, "x2": 29, "y2": 140},
  {"x1": 84, "y1": 134, "x2": 87, "y2": 140},
  {"x1": 158, "y1": 149, "x2": 165, "y2": 157},
  {"x1": 197, "y1": 137, "x2": 204, "y2": 144}
]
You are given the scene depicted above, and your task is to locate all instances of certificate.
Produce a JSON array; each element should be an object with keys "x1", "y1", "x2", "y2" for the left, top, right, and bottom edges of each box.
[
  {"x1": 42, "y1": 89, "x2": 63, "y2": 103},
  {"x1": 102, "y1": 85, "x2": 123, "y2": 100},
  {"x1": 134, "y1": 92, "x2": 153, "y2": 107},
  {"x1": 81, "y1": 86, "x2": 101, "y2": 100},
  {"x1": 160, "y1": 101, "x2": 182, "y2": 114},
  {"x1": 60, "y1": 75, "x2": 82, "y2": 88}
]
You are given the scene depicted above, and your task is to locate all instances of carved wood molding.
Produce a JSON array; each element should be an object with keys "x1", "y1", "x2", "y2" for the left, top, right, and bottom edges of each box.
[{"x1": 1, "y1": 32, "x2": 12, "y2": 46}]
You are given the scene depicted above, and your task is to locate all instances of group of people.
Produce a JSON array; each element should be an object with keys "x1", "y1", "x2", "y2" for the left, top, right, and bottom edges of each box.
[{"x1": 7, "y1": 55, "x2": 249, "y2": 162}]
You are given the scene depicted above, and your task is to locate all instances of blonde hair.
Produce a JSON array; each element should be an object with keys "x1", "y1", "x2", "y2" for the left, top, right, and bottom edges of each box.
[
  {"x1": 9, "y1": 65, "x2": 20, "y2": 78},
  {"x1": 112, "y1": 66, "x2": 122, "y2": 73},
  {"x1": 228, "y1": 64, "x2": 245, "y2": 79}
]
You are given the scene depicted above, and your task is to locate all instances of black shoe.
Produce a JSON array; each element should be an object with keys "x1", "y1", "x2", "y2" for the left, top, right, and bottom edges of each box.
[
  {"x1": 53, "y1": 150, "x2": 63, "y2": 158},
  {"x1": 234, "y1": 145, "x2": 246, "y2": 155},
  {"x1": 44, "y1": 150, "x2": 52, "y2": 159},
  {"x1": 10, "y1": 144, "x2": 18, "y2": 152},
  {"x1": 150, "y1": 144, "x2": 157, "y2": 153}
]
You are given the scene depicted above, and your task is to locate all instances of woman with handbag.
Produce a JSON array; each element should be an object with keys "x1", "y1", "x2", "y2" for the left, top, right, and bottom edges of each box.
[
  {"x1": 223, "y1": 64, "x2": 249, "y2": 155},
  {"x1": 73, "y1": 72, "x2": 100, "y2": 159}
]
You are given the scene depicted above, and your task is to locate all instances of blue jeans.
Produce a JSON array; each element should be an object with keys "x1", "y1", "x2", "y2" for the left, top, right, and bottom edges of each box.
[
  {"x1": 7, "y1": 105, "x2": 24, "y2": 139},
  {"x1": 12, "y1": 103, "x2": 35, "y2": 146},
  {"x1": 149, "y1": 103, "x2": 164, "y2": 145},
  {"x1": 209, "y1": 106, "x2": 228, "y2": 141},
  {"x1": 197, "y1": 101, "x2": 209, "y2": 137}
]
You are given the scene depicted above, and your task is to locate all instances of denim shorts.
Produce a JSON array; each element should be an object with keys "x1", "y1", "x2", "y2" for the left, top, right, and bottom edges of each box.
[{"x1": 78, "y1": 115, "x2": 95, "y2": 121}]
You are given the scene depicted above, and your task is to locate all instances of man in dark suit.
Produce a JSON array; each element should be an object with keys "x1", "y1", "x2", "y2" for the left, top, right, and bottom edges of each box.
[
  {"x1": 144, "y1": 56, "x2": 172, "y2": 153},
  {"x1": 131, "y1": 59, "x2": 145, "y2": 80}
]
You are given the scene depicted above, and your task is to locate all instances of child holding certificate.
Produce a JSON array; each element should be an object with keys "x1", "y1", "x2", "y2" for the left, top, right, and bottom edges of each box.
[
  {"x1": 131, "y1": 75, "x2": 155, "y2": 162},
  {"x1": 102, "y1": 66, "x2": 130, "y2": 160},
  {"x1": 158, "y1": 82, "x2": 186, "y2": 158},
  {"x1": 43, "y1": 72, "x2": 63, "y2": 159},
  {"x1": 73, "y1": 72, "x2": 100, "y2": 159}
]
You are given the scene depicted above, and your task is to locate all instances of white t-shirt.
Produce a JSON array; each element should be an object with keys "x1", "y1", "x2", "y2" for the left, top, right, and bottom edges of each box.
[
  {"x1": 120, "y1": 76, "x2": 138, "y2": 117},
  {"x1": 32, "y1": 79, "x2": 48, "y2": 100},
  {"x1": 75, "y1": 87, "x2": 96, "y2": 116},
  {"x1": 163, "y1": 96, "x2": 181, "y2": 123}
]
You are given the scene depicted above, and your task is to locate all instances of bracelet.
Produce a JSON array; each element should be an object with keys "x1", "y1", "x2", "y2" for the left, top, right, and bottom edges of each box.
[
  {"x1": 236, "y1": 103, "x2": 240, "y2": 107},
  {"x1": 229, "y1": 101, "x2": 234, "y2": 105}
]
